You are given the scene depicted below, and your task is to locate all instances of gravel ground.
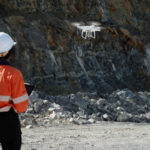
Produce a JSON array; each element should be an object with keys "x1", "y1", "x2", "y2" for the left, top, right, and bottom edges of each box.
[{"x1": 19, "y1": 121, "x2": 150, "y2": 150}]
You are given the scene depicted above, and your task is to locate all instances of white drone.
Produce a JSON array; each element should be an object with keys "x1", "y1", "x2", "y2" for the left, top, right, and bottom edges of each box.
[{"x1": 72, "y1": 21, "x2": 104, "y2": 39}]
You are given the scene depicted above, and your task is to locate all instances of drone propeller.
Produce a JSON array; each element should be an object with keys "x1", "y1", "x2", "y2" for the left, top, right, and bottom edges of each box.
[
  {"x1": 71, "y1": 22, "x2": 81, "y2": 27},
  {"x1": 87, "y1": 21, "x2": 101, "y2": 26},
  {"x1": 71, "y1": 22, "x2": 85, "y2": 27}
]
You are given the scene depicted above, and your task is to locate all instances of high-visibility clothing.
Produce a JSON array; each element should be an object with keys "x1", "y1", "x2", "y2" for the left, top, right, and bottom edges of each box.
[{"x1": 0, "y1": 60, "x2": 29, "y2": 113}]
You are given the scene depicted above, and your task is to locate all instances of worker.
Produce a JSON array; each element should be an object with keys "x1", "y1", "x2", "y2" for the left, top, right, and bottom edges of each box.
[{"x1": 0, "y1": 32, "x2": 29, "y2": 150}]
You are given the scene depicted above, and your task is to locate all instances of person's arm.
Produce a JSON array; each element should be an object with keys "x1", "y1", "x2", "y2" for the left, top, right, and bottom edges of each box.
[{"x1": 11, "y1": 70, "x2": 29, "y2": 113}]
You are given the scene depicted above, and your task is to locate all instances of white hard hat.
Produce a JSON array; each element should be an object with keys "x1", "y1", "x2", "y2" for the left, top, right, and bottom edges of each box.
[{"x1": 0, "y1": 32, "x2": 16, "y2": 53}]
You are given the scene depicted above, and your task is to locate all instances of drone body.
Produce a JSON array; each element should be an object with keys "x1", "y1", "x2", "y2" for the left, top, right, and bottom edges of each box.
[{"x1": 72, "y1": 22, "x2": 104, "y2": 39}]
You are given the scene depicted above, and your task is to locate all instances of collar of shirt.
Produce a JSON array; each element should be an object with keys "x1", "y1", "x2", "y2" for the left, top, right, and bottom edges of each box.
[{"x1": 0, "y1": 59, "x2": 11, "y2": 66}]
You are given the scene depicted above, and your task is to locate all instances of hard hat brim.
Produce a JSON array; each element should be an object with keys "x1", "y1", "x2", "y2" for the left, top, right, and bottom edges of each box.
[
  {"x1": 0, "y1": 42, "x2": 16, "y2": 53},
  {"x1": 0, "y1": 32, "x2": 17, "y2": 53}
]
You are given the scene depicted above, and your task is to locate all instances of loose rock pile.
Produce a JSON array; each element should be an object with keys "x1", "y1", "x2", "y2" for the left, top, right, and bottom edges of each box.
[{"x1": 20, "y1": 89, "x2": 150, "y2": 128}]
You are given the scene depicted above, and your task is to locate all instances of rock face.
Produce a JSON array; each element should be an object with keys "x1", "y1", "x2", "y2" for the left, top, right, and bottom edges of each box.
[{"x1": 0, "y1": 0, "x2": 150, "y2": 95}]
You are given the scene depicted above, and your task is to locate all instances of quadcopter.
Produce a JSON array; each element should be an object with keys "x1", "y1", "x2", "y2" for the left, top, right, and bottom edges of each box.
[{"x1": 72, "y1": 22, "x2": 105, "y2": 39}]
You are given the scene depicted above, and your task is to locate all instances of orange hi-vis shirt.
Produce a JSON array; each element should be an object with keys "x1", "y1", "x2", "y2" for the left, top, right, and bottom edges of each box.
[{"x1": 0, "y1": 60, "x2": 29, "y2": 113}]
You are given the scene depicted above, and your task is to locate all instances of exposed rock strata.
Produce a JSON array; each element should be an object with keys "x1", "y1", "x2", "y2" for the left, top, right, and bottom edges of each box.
[{"x1": 0, "y1": 0, "x2": 150, "y2": 95}]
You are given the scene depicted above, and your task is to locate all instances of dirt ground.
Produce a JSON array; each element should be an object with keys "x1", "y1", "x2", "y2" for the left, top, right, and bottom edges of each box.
[
  {"x1": 0, "y1": 121, "x2": 150, "y2": 150},
  {"x1": 19, "y1": 121, "x2": 150, "y2": 150}
]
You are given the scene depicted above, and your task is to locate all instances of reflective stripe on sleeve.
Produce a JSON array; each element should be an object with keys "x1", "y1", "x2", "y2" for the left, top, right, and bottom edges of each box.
[
  {"x1": 0, "y1": 106, "x2": 11, "y2": 112},
  {"x1": 0, "y1": 95, "x2": 11, "y2": 102},
  {"x1": 12, "y1": 94, "x2": 29, "y2": 104}
]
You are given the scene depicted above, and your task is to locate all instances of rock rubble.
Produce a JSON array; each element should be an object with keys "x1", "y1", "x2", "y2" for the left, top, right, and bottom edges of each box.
[{"x1": 20, "y1": 89, "x2": 150, "y2": 127}]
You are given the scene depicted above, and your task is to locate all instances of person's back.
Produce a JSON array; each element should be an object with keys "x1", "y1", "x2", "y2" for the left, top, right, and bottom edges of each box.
[
  {"x1": 0, "y1": 32, "x2": 29, "y2": 150},
  {"x1": 0, "y1": 62, "x2": 28, "y2": 113}
]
